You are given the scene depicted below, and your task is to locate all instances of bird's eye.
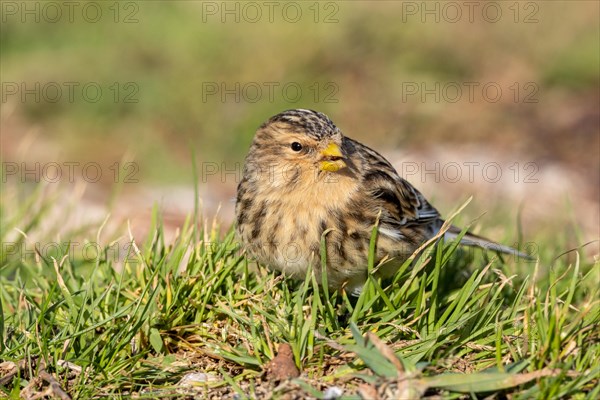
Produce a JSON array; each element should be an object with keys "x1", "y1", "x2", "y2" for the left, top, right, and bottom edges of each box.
[{"x1": 291, "y1": 142, "x2": 303, "y2": 152}]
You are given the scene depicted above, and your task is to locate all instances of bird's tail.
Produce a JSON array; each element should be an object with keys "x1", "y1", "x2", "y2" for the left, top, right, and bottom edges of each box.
[{"x1": 444, "y1": 225, "x2": 533, "y2": 260}]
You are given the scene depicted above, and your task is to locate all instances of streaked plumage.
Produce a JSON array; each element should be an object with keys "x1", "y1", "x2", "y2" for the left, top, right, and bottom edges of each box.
[{"x1": 236, "y1": 109, "x2": 527, "y2": 294}]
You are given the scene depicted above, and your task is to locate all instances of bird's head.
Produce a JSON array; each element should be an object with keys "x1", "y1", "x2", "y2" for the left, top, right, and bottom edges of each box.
[{"x1": 248, "y1": 109, "x2": 348, "y2": 179}]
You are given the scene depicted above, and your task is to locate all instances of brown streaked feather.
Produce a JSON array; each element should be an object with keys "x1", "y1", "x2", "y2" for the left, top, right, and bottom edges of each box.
[
  {"x1": 236, "y1": 109, "x2": 530, "y2": 294},
  {"x1": 347, "y1": 137, "x2": 440, "y2": 226}
]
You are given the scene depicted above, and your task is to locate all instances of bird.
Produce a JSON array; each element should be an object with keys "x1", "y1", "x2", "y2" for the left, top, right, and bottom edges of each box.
[{"x1": 235, "y1": 109, "x2": 529, "y2": 295}]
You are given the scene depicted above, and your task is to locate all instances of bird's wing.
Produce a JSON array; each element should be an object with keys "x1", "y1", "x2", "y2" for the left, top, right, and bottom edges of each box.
[
  {"x1": 346, "y1": 137, "x2": 440, "y2": 227},
  {"x1": 343, "y1": 138, "x2": 532, "y2": 259}
]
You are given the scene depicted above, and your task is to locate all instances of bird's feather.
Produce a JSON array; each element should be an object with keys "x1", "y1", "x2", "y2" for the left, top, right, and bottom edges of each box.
[{"x1": 445, "y1": 225, "x2": 533, "y2": 259}]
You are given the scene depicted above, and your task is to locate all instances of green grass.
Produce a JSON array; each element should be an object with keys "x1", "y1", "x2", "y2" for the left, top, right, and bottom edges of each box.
[{"x1": 1, "y1": 185, "x2": 599, "y2": 399}]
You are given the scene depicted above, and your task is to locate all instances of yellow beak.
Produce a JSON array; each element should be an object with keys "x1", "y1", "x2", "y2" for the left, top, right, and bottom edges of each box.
[{"x1": 319, "y1": 142, "x2": 347, "y2": 172}]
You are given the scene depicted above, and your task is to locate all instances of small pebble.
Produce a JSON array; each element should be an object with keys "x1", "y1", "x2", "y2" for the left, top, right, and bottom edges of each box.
[
  {"x1": 323, "y1": 386, "x2": 343, "y2": 399},
  {"x1": 178, "y1": 372, "x2": 216, "y2": 386}
]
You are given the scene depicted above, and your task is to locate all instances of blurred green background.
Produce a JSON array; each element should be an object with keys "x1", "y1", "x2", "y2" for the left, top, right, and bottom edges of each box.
[{"x1": 1, "y1": 1, "x2": 599, "y2": 240}]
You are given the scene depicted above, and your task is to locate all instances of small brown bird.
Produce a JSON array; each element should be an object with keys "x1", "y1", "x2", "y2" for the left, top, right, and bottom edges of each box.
[{"x1": 236, "y1": 109, "x2": 528, "y2": 295}]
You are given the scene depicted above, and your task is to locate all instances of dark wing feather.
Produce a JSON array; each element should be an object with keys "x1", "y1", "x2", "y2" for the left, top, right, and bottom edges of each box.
[{"x1": 345, "y1": 137, "x2": 440, "y2": 227}]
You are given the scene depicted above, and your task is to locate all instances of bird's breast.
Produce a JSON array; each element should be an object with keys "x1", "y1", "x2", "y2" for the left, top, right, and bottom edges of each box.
[{"x1": 241, "y1": 170, "x2": 360, "y2": 274}]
